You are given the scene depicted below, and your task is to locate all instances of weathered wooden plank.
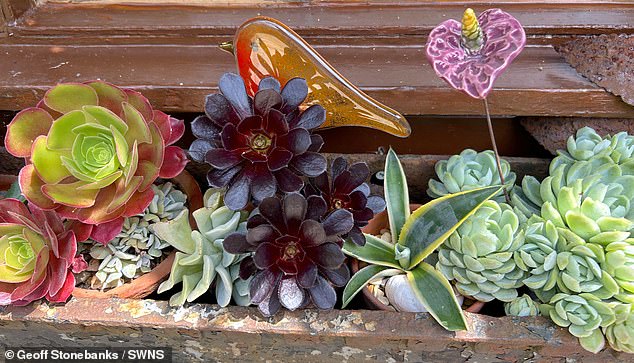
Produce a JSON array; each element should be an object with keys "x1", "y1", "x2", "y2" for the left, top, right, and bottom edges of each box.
[
  {"x1": 9, "y1": 2, "x2": 634, "y2": 38},
  {"x1": 1, "y1": 42, "x2": 631, "y2": 117},
  {"x1": 0, "y1": 297, "x2": 625, "y2": 362}
]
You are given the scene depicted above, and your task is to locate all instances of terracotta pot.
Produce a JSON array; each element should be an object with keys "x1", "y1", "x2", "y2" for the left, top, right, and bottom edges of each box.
[
  {"x1": 72, "y1": 169, "x2": 204, "y2": 300},
  {"x1": 353, "y1": 203, "x2": 486, "y2": 313}
]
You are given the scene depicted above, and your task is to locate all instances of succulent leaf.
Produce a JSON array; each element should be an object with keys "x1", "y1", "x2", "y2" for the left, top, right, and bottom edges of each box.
[{"x1": 504, "y1": 294, "x2": 540, "y2": 317}]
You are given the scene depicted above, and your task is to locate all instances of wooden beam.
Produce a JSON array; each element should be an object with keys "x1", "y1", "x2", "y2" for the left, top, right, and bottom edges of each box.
[{"x1": 0, "y1": 42, "x2": 631, "y2": 117}]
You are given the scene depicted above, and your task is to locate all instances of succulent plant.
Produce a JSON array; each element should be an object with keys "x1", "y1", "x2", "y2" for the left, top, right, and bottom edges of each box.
[
  {"x1": 540, "y1": 293, "x2": 616, "y2": 353},
  {"x1": 518, "y1": 217, "x2": 619, "y2": 303},
  {"x1": 603, "y1": 241, "x2": 634, "y2": 303},
  {"x1": 504, "y1": 294, "x2": 540, "y2": 317},
  {"x1": 428, "y1": 149, "x2": 516, "y2": 202},
  {"x1": 604, "y1": 304, "x2": 634, "y2": 353},
  {"x1": 223, "y1": 193, "x2": 353, "y2": 316},
  {"x1": 88, "y1": 182, "x2": 187, "y2": 290},
  {"x1": 0, "y1": 199, "x2": 86, "y2": 305},
  {"x1": 189, "y1": 73, "x2": 327, "y2": 211},
  {"x1": 437, "y1": 200, "x2": 526, "y2": 302},
  {"x1": 426, "y1": 8, "x2": 526, "y2": 99},
  {"x1": 150, "y1": 188, "x2": 251, "y2": 307},
  {"x1": 343, "y1": 149, "x2": 502, "y2": 331},
  {"x1": 304, "y1": 157, "x2": 386, "y2": 246},
  {"x1": 4, "y1": 81, "x2": 187, "y2": 244}
]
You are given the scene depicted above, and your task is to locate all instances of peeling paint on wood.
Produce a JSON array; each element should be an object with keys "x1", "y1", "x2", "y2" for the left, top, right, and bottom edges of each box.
[{"x1": 0, "y1": 297, "x2": 626, "y2": 362}]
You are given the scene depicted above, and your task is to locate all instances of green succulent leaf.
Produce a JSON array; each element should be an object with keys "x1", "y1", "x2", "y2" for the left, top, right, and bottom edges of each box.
[
  {"x1": 342, "y1": 264, "x2": 401, "y2": 308},
  {"x1": 406, "y1": 262, "x2": 467, "y2": 331},
  {"x1": 343, "y1": 234, "x2": 401, "y2": 269},
  {"x1": 384, "y1": 148, "x2": 410, "y2": 245},
  {"x1": 400, "y1": 185, "x2": 502, "y2": 269}
]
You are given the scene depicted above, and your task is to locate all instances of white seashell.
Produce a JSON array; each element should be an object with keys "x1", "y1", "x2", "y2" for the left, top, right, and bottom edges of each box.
[{"x1": 384, "y1": 274, "x2": 464, "y2": 312}]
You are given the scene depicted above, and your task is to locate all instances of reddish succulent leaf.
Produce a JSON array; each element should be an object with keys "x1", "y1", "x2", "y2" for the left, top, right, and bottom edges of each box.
[
  {"x1": 122, "y1": 187, "x2": 155, "y2": 218},
  {"x1": 5, "y1": 108, "x2": 54, "y2": 158},
  {"x1": 86, "y1": 80, "x2": 127, "y2": 116},
  {"x1": 18, "y1": 165, "x2": 57, "y2": 210},
  {"x1": 66, "y1": 220, "x2": 93, "y2": 243},
  {"x1": 90, "y1": 217, "x2": 125, "y2": 244},
  {"x1": 124, "y1": 89, "x2": 153, "y2": 122},
  {"x1": 168, "y1": 116, "x2": 185, "y2": 145},
  {"x1": 159, "y1": 146, "x2": 188, "y2": 179},
  {"x1": 46, "y1": 272, "x2": 75, "y2": 303},
  {"x1": 45, "y1": 252, "x2": 68, "y2": 297},
  {"x1": 308, "y1": 276, "x2": 336, "y2": 309}
]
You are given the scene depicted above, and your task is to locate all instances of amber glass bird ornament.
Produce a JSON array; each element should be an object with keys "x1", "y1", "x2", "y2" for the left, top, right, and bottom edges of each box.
[{"x1": 220, "y1": 17, "x2": 411, "y2": 137}]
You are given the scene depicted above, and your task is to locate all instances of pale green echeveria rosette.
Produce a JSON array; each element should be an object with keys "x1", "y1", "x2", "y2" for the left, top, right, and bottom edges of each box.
[
  {"x1": 603, "y1": 241, "x2": 634, "y2": 303},
  {"x1": 88, "y1": 182, "x2": 187, "y2": 289},
  {"x1": 504, "y1": 294, "x2": 540, "y2": 317},
  {"x1": 604, "y1": 303, "x2": 634, "y2": 353},
  {"x1": 517, "y1": 216, "x2": 619, "y2": 304},
  {"x1": 150, "y1": 188, "x2": 251, "y2": 307},
  {"x1": 428, "y1": 149, "x2": 516, "y2": 202},
  {"x1": 540, "y1": 293, "x2": 616, "y2": 353},
  {"x1": 437, "y1": 200, "x2": 525, "y2": 302}
]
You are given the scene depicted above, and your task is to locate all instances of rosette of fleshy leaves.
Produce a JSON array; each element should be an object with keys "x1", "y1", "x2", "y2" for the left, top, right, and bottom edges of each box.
[
  {"x1": 426, "y1": 8, "x2": 526, "y2": 99},
  {"x1": 189, "y1": 73, "x2": 327, "y2": 211},
  {"x1": 428, "y1": 149, "x2": 516, "y2": 202},
  {"x1": 540, "y1": 293, "x2": 624, "y2": 353},
  {"x1": 604, "y1": 303, "x2": 634, "y2": 353},
  {"x1": 4, "y1": 81, "x2": 187, "y2": 244},
  {"x1": 504, "y1": 294, "x2": 540, "y2": 317},
  {"x1": 223, "y1": 193, "x2": 354, "y2": 316},
  {"x1": 437, "y1": 200, "x2": 526, "y2": 302},
  {"x1": 0, "y1": 199, "x2": 87, "y2": 305},
  {"x1": 513, "y1": 128, "x2": 634, "y2": 219},
  {"x1": 150, "y1": 188, "x2": 251, "y2": 307},
  {"x1": 517, "y1": 216, "x2": 619, "y2": 304},
  {"x1": 303, "y1": 157, "x2": 386, "y2": 246},
  {"x1": 88, "y1": 182, "x2": 187, "y2": 289}
]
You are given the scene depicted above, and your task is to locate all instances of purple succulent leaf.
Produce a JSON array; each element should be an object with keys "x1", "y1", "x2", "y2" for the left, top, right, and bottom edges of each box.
[
  {"x1": 223, "y1": 232, "x2": 252, "y2": 254},
  {"x1": 247, "y1": 214, "x2": 268, "y2": 229},
  {"x1": 191, "y1": 115, "x2": 222, "y2": 140},
  {"x1": 237, "y1": 115, "x2": 264, "y2": 134},
  {"x1": 267, "y1": 148, "x2": 294, "y2": 171},
  {"x1": 206, "y1": 164, "x2": 242, "y2": 188},
  {"x1": 250, "y1": 165, "x2": 277, "y2": 203},
  {"x1": 205, "y1": 148, "x2": 243, "y2": 169},
  {"x1": 274, "y1": 168, "x2": 304, "y2": 193},
  {"x1": 264, "y1": 109, "x2": 289, "y2": 135},
  {"x1": 308, "y1": 276, "x2": 337, "y2": 310},
  {"x1": 239, "y1": 257, "x2": 258, "y2": 280},
  {"x1": 308, "y1": 134, "x2": 324, "y2": 152},
  {"x1": 353, "y1": 182, "x2": 371, "y2": 197},
  {"x1": 258, "y1": 286, "x2": 282, "y2": 317},
  {"x1": 283, "y1": 193, "x2": 307, "y2": 234},
  {"x1": 254, "y1": 242, "x2": 280, "y2": 269},
  {"x1": 254, "y1": 89, "x2": 283, "y2": 115},
  {"x1": 321, "y1": 264, "x2": 350, "y2": 287},
  {"x1": 346, "y1": 226, "x2": 367, "y2": 246},
  {"x1": 322, "y1": 209, "x2": 354, "y2": 237},
  {"x1": 280, "y1": 128, "x2": 311, "y2": 155},
  {"x1": 189, "y1": 139, "x2": 216, "y2": 162},
  {"x1": 297, "y1": 263, "x2": 318, "y2": 289},
  {"x1": 349, "y1": 190, "x2": 368, "y2": 210},
  {"x1": 299, "y1": 219, "x2": 327, "y2": 247},
  {"x1": 331, "y1": 157, "x2": 348, "y2": 181},
  {"x1": 247, "y1": 224, "x2": 279, "y2": 245},
  {"x1": 308, "y1": 243, "x2": 345, "y2": 269},
  {"x1": 250, "y1": 269, "x2": 281, "y2": 304},
  {"x1": 311, "y1": 172, "x2": 331, "y2": 196},
  {"x1": 281, "y1": 78, "x2": 309, "y2": 113},
  {"x1": 352, "y1": 207, "x2": 374, "y2": 223},
  {"x1": 221, "y1": 123, "x2": 249, "y2": 151},
  {"x1": 204, "y1": 94, "x2": 237, "y2": 127},
  {"x1": 258, "y1": 77, "x2": 281, "y2": 93},
  {"x1": 366, "y1": 195, "x2": 387, "y2": 214},
  {"x1": 295, "y1": 105, "x2": 326, "y2": 130},
  {"x1": 219, "y1": 72, "x2": 253, "y2": 119},
  {"x1": 278, "y1": 277, "x2": 305, "y2": 310},
  {"x1": 258, "y1": 197, "x2": 287, "y2": 234},
  {"x1": 224, "y1": 168, "x2": 252, "y2": 210},
  {"x1": 425, "y1": 8, "x2": 526, "y2": 99},
  {"x1": 291, "y1": 152, "x2": 327, "y2": 177},
  {"x1": 305, "y1": 195, "x2": 328, "y2": 221}
]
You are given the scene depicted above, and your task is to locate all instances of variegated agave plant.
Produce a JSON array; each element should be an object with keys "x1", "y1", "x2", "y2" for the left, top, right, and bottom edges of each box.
[
  {"x1": 88, "y1": 182, "x2": 186, "y2": 290},
  {"x1": 150, "y1": 188, "x2": 251, "y2": 307}
]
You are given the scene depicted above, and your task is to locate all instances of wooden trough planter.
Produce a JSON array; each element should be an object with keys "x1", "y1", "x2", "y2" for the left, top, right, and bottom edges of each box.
[{"x1": 0, "y1": 153, "x2": 626, "y2": 361}]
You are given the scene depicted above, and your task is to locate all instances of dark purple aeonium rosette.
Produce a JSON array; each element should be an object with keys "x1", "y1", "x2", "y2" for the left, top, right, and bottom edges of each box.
[
  {"x1": 303, "y1": 157, "x2": 386, "y2": 246},
  {"x1": 425, "y1": 8, "x2": 526, "y2": 99},
  {"x1": 223, "y1": 193, "x2": 353, "y2": 316},
  {"x1": 189, "y1": 73, "x2": 327, "y2": 210}
]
